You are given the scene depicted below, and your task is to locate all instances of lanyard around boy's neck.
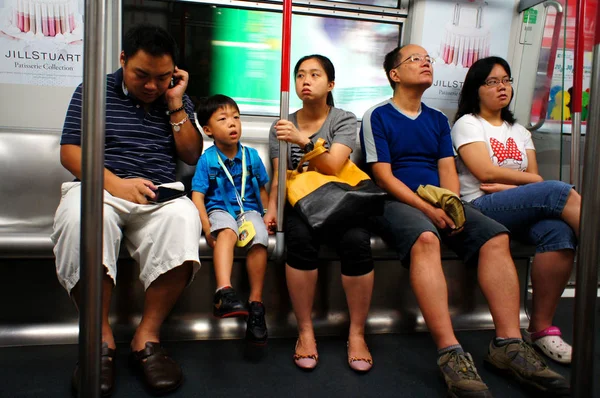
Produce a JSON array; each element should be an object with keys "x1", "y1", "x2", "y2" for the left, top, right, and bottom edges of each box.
[{"x1": 216, "y1": 146, "x2": 247, "y2": 212}]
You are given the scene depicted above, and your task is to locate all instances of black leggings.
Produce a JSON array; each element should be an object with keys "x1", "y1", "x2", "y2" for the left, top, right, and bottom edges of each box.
[{"x1": 284, "y1": 205, "x2": 374, "y2": 276}]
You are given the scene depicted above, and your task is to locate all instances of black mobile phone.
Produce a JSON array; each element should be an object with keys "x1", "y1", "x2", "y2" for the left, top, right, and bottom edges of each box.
[
  {"x1": 148, "y1": 186, "x2": 186, "y2": 203},
  {"x1": 170, "y1": 76, "x2": 181, "y2": 88}
]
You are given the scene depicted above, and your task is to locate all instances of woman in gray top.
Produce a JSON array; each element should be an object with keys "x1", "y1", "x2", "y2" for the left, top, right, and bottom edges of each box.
[{"x1": 265, "y1": 55, "x2": 374, "y2": 373}]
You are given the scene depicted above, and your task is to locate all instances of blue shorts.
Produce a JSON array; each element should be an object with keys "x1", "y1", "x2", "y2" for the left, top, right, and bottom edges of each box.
[
  {"x1": 371, "y1": 200, "x2": 509, "y2": 267},
  {"x1": 471, "y1": 180, "x2": 577, "y2": 253}
]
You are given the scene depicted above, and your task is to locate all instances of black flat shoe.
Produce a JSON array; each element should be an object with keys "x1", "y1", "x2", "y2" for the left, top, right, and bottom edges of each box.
[
  {"x1": 130, "y1": 342, "x2": 183, "y2": 396},
  {"x1": 71, "y1": 342, "x2": 116, "y2": 397}
]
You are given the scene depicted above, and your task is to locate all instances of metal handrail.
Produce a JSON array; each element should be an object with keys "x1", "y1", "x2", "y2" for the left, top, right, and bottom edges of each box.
[
  {"x1": 571, "y1": 4, "x2": 600, "y2": 395},
  {"x1": 273, "y1": 0, "x2": 292, "y2": 263},
  {"x1": 570, "y1": 0, "x2": 586, "y2": 188},
  {"x1": 525, "y1": 1, "x2": 563, "y2": 132},
  {"x1": 518, "y1": 0, "x2": 548, "y2": 13},
  {"x1": 79, "y1": 0, "x2": 108, "y2": 397}
]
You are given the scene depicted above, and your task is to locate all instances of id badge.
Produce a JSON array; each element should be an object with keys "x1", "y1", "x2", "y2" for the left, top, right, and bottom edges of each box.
[{"x1": 237, "y1": 219, "x2": 256, "y2": 247}]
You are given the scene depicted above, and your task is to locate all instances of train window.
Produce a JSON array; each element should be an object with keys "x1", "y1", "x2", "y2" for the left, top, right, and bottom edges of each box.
[
  {"x1": 123, "y1": 1, "x2": 401, "y2": 119},
  {"x1": 325, "y1": 0, "x2": 400, "y2": 8}
]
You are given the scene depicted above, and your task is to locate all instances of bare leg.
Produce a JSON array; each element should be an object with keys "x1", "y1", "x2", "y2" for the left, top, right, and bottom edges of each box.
[
  {"x1": 286, "y1": 264, "x2": 318, "y2": 356},
  {"x1": 130, "y1": 262, "x2": 193, "y2": 351},
  {"x1": 528, "y1": 250, "x2": 574, "y2": 332},
  {"x1": 561, "y1": 190, "x2": 581, "y2": 238},
  {"x1": 342, "y1": 270, "x2": 374, "y2": 359},
  {"x1": 213, "y1": 229, "x2": 238, "y2": 288},
  {"x1": 477, "y1": 233, "x2": 521, "y2": 338},
  {"x1": 410, "y1": 232, "x2": 459, "y2": 349},
  {"x1": 246, "y1": 245, "x2": 268, "y2": 302},
  {"x1": 72, "y1": 271, "x2": 116, "y2": 349}
]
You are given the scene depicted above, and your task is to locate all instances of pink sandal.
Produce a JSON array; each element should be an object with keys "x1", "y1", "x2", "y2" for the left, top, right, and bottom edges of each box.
[
  {"x1": 293, "y1": 339, "x2": 318, "y2": 370},
  {"x1": 347, "y1": 341, "x2": 373, "y2": 373}
]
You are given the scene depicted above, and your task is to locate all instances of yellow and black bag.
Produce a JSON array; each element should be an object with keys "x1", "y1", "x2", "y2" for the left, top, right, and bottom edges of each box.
[{"x1": 286, "y1": 138, "x2": 386, "y2": 229}]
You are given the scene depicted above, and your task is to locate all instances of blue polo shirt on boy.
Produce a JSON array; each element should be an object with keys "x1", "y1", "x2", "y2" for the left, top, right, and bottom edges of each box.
[
  {"x1": 60, "y1": 68, "x2": 197, "y2": 184},
  {"x1": 360, "y1": 99, "x2": 454, "y2": 191},
  {"x1": 192, "y1": 144, "x2": 269, "y2": 215}
]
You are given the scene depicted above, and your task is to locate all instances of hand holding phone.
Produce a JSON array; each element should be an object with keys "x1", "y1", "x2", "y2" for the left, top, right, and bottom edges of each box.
[
  {"x1": 147, "y1": 182, "x2": 186, "y2": 203},
  {"x1": 165, "y1": 67, "x2": 188, "y2": 104}
]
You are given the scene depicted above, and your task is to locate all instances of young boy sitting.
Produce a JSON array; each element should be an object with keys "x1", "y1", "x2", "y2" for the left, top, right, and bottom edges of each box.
[{"x1": 192, "y1": 95, "x2": 271, "y2": 345}]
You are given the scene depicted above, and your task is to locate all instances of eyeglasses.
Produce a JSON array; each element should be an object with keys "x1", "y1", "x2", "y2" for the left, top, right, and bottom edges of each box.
[
  {"x1": 483, "y1": 77, "x2": 513, "y2": 87},
  {"x1": 393, "y1": 54, "x2": 435, "y2": 69}
]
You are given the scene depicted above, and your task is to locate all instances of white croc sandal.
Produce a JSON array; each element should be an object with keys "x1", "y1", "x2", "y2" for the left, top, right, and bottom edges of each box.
[{"x1": 524, "y1": 326, "x2": 572, "y2": 364}]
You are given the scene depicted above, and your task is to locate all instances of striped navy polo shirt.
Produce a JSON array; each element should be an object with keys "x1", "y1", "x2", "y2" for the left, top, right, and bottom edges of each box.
[{"x1": 61, "y1": 68, "x2": 197, "y2": 185}]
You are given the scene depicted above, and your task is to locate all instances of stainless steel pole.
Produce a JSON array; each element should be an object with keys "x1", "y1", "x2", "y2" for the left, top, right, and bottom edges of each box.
[
  {"x1": 570, "y1": 112, "x2": 581, "y2": 188},
  {"x1": 570, "y1": 0, "x2": 585, "y2": 189},
  {"x1": 274, "y1": 0, "x2": 292, "y2": 262},
  {"x1": 112, "y1": 0, "x2": 122, "y2": 71},
  {"x1": 79, "y1": 0, "x2": 108, "y2": 396},
  {"x1": 571, "y1": 3, "x2": 600, "y2": 396}
]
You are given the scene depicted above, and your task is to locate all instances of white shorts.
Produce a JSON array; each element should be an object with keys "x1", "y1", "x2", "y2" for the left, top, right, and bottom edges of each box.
[
  {"x1": 208, "y1": 209, "x2": 268, "y2": 249},
  {"x1": 52, "y1": 182, "x2": 201, "y2": 293}
]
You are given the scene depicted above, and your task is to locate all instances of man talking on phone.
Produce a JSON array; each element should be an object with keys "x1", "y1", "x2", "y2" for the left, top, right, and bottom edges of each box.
[{"x1": 52, "y1": 24, "x2": 203, "y2": 396}]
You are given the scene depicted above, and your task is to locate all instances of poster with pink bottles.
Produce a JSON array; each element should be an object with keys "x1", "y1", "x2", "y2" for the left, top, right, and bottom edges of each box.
[
  {"x1": 418, "y1": 0, "x2": 516, "y2": 112},
  {"x1": 0, "y1": 0, "x2": 83, "y2": 86}
]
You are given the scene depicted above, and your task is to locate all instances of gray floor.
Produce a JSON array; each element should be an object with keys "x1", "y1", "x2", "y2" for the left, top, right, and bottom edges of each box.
[{"x1": 0, "y1": 298, "x2": 598, "y2": 398}]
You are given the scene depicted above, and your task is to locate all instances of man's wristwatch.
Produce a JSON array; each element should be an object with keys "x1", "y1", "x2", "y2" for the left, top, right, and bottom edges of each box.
[{"x1": 302, "y1": 140, "x2": 314, "y2": 153}]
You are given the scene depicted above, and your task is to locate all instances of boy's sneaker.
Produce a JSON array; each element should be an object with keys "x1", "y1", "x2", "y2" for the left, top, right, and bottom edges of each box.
[
  {"x1": 484, "y1": 339, "x2": 570, "y2": 397},
  {"x1": 213, "y1": 287, "x2": 248, "y2": 318},
  {"x1": 437, "y1": 350, "x2": 493, "y2": 397},
  {"x1": 246, "y1": 301, "x2": 268, "y2": 345}
]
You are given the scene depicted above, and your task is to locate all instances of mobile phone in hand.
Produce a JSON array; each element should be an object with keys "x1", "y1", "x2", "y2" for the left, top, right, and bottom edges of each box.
[
  {"x1": 170, "y1": 76, "x2": 181, "y2": 88},
  {"x1": 147, "y1": 182, "x2": 186, "y2": 203}
]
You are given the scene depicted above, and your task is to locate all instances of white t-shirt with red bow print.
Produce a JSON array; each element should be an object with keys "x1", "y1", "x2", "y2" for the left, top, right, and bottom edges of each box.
[{"x1": 451, "y1": 114, "x2": 536, "y2": 202}]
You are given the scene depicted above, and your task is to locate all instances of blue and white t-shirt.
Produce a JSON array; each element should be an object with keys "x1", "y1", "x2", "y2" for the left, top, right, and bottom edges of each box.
[{"x1": 360, "y1": 99, "x2": 454, "y2": 191}]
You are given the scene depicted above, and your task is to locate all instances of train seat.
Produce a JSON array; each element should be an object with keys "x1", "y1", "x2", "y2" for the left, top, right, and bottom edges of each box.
[{"x1": 0, "y1": 120, "x2": 535, "y2": 347}]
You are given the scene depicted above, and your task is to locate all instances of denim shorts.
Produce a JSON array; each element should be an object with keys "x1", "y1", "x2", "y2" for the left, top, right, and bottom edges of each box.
[
  {"x1": 371, "y1": 200, "x2": 509, "y2": 267},
  {"x1": 471, "y1": 180, "x2": 577, "y2": 253}
]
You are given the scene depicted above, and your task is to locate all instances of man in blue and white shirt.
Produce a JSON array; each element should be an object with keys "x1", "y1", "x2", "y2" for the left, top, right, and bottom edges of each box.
[{"x1": 52, "y1": 24, "x2": 202, "y2": 396}]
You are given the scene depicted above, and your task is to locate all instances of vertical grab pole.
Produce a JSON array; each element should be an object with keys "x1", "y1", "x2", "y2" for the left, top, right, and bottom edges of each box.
[
  {"x1": 570, "y1": 0, "x2": 585, "y2": 188},
  {"x1": 571, "y1": 3, "x2": 600, "y2": 396},
  {"x1": 79, "y1": 0, "x2": 108, "y2": 397},
  {"x1": 274, "y1": 0, "x2": 292, "y2": 261},
  {"x1": 112, "y1": 0, "x2": 122, "y2": 71}
]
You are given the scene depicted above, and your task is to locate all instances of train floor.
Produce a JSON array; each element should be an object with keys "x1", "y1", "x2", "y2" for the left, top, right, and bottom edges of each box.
[{"x1": 1, "y1": 298, "x2": 598, "y2": 398}]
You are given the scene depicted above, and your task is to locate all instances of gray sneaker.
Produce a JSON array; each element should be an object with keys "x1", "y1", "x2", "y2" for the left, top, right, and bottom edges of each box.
[
  {"x1": 484, "y1": 340, "x2": 570, "y2": 397},
  {"x1": 437, "y1": 350, "x2": 493, "y2": 398}
]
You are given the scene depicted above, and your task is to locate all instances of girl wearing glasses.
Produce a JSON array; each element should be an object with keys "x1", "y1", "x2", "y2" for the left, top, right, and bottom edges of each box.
[{"x1": 450, "y1": 56, "x2": 580, "y2": 364}]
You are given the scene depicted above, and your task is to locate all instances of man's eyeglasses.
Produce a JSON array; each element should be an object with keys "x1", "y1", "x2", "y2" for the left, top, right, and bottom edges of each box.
[
  {"x1": 483, "y1": 77, "x2": 514, "y2": 87},
  {"x1": 393, "y1": 54, "x2": 435, "y2": 69}
]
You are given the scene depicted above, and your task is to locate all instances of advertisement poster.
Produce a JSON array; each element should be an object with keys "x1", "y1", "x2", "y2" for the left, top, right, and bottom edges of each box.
[
  {"x1": 419, "y1": 0, "x2": 516, "y2": 110},
  {"x1": 0, "y1": 0, "x2": 84, "y2": 87},
  {"x1": 543, "y1": 0, "x2": 597, "y2": 124}
]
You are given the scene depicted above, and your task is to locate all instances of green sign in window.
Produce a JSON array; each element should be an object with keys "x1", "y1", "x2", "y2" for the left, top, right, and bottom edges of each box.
[{"x1": 523, "y1": 9, "x2": 538, "y2": 24}]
